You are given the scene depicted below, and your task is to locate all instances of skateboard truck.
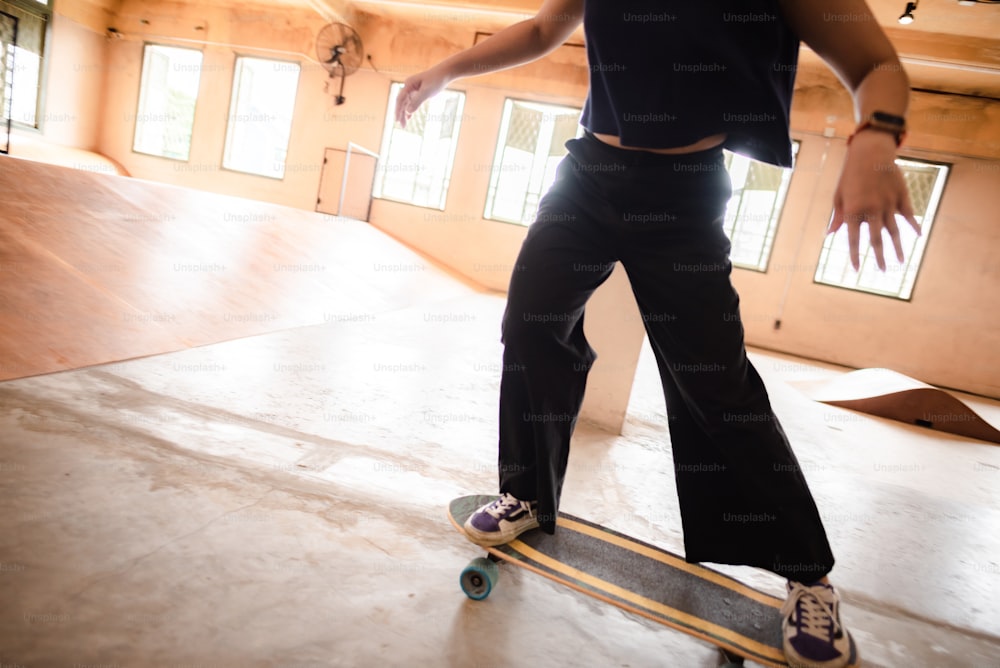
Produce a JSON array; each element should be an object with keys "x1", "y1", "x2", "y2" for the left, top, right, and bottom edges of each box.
[{"x1": 719, "y1": 648, "x2": 746, "y2": 666}]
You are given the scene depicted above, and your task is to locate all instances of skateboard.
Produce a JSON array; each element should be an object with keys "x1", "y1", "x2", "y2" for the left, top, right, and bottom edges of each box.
[{"x1": 449, "y1": 495, "x2": 859, "y2": 668}]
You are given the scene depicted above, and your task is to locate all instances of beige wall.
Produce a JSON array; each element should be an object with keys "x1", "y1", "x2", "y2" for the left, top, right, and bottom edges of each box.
[
  {"x1": 20, "y1": 11, "x2": 107, "y2": 150},
  {"x1": 25, "y1": 0, "x2": 1000, "y2": 399},
  {"x1": 734, "y1": 137, "x2": 1000, "y2": 398},
  {"x1": 361, "y1": 11, "x2": 1000, "y2": 400},
  {"x1": 95, "y1": 0, "x2": 368, "y2": 208},
  {"x1": 369, "y1": 84, "x2": 559, "y2": 293},
  {"x1": 370, "y1": 95, "x2": 1000, "y2": 401}
]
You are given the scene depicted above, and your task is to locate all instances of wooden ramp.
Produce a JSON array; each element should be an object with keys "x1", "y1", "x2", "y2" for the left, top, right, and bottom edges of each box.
[
  {"x1": 791, "y1": 368, "x2": 1000, "y2": 444},
  {"x1": 0, "y1": 156, "x2": 479, "y2": 382}
]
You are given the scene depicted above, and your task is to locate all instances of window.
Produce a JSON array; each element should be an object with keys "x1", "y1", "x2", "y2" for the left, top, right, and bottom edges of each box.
[
  {"x1": 133, "y1": 44, "x2": 203, "y2": 161},
  {"x1": 814, "y1": 158, "x2": 949, "y2": 300},
  {"x1": 484, "y1": 99, "x2": 581, "y2": 226},
  {"x1": 223, "y1": 56, "x2": 300, "y2": 179},
  {"x1": 723, "y1": 142, "x2": 798, "y2": 271},
  {"x1": 1, "y1": 0, "x2": 50, "y2": 129},
  {"x1": 1, "y1": 10, "x2": 15, "y2": 152},
  {"x1": 373, "y1": 82, "x2": 465, "y2": 210}
]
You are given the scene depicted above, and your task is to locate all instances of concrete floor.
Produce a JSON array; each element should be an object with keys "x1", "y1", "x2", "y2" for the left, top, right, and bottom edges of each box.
[
  {"x1": 1, "y1": 152, "x2": 998, "y2": 668},
  {"x1": 2, "y1": 279, "x2": 1000, "y2": 667}
]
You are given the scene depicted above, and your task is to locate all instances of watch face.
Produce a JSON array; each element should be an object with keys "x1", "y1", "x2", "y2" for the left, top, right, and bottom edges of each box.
[{"x1": 872, "y1": 111, "x2": 906, "y2": 127}]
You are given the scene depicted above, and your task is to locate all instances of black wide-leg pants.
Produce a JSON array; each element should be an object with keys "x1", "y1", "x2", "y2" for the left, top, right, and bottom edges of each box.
[{"x1": 497, "y1": 132, "x2": 834, "y2": 582}]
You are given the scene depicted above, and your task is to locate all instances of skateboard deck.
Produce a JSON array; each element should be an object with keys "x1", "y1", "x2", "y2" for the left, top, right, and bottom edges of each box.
[{"x1": 449, "y1": 495, "x2": 858, "y2": 668}]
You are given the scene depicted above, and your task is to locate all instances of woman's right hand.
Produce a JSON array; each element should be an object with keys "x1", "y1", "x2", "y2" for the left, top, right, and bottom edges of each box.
[{"x1": 395, "y1": 66, "x2": 450, "y2": 129}]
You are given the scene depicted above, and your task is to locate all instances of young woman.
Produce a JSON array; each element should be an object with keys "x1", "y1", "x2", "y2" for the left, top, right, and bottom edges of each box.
[{"x1": 397, "y1": 1, "x2": 915, "y2": 665}]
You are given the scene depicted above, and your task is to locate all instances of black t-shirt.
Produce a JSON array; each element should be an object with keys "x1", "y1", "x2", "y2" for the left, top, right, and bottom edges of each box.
[{"x1": 580, "y1": 0, "x2": 801, "y2": 167}]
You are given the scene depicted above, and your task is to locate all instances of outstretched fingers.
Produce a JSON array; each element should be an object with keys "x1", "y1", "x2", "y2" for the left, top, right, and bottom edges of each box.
[
  {"x1": 847, "y1": 214, "x2": 862, "y2": 272},
  {"x1": 829, "y1": 199, "x2": 845, "y2": 236},
  {"x1": 897, "y1": 173, "x2": 922, "y2": 237},
  {"x1": 883, "y1": 211, "x2": 905, "y2": 265},
  {"x1": 394, "y1": 82, "x2": 416, "y2": 127},
  {"x1": 830, "y1": 203, "x2": 866, "y2": 272},
  {"x1": 870, "y1": 212, "x2": 903, "y2": 269}
]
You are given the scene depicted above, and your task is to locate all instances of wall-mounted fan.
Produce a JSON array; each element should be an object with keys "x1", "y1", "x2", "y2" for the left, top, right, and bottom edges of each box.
[{"x1": 316, "y1": 22, "x2": 363, "y2": 106}]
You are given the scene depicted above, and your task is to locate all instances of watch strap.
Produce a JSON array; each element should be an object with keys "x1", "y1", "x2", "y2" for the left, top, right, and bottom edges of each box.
[{"x1": 848, "y1": 119, "x2": 906, "y2": 147}]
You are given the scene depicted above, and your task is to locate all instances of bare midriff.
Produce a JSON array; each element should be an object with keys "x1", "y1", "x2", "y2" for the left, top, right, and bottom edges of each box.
[{"x1": 591, "y1": 132, "x2": 728, "y2": 154}]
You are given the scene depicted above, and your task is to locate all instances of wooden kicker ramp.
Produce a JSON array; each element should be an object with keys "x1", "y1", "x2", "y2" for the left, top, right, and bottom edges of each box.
[{"x1": 791, "y1": 368, "x2": 1000, "y2": 445}]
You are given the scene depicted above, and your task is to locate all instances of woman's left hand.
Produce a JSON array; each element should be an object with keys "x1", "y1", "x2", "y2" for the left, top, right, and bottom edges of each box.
[{"x1": 829, "y1": 130, "x2": 920, "y2": 272}]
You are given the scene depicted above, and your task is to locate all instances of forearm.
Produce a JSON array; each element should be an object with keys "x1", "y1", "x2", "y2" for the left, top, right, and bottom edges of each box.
[
  {"x1": 779, "y1": 0, "x2": 911, "y2": 125},
  {"x1": 849, "y1": 59, "x2": 910, "y2": 123},
  {"x1": 396, "y1": 0, "x2": 582, "y2": 125},
  {"x1": 431, "y1": 20, "x2": 551, "y2": 85}
]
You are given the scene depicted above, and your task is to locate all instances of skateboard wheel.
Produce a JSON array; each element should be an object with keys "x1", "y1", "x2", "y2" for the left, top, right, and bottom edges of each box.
[{"x1": 460, "y1": 557, "x2": 499, "y2": 600}]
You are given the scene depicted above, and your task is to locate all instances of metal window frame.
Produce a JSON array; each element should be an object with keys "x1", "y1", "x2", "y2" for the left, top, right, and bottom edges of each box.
[
  {"x1": 130, "y1": 41, "x2": 205, "y2": 162},
  {"x1": 2, "y1": 0, "x2": 51, "y2": 133},
  {"x1": 373, "y1": 81, "x2": 467, "y2": 211},
  {"x1": 812, "y1": 154, "x2": 952, "y2": 302},
  {"x1": 483, "y1": 96, "x2": 582, "y2": 227},
  {"x1": 0, "y1": 9, "x2": 17, "y2": 153}
]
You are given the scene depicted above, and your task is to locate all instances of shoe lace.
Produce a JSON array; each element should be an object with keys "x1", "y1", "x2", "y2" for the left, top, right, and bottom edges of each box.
[
  {"x1": 785, "y1": 583, "x2": 842, "y2": 642},
  {"x1": 484, "y1": 493, "x2": 520, "y2": 519}
]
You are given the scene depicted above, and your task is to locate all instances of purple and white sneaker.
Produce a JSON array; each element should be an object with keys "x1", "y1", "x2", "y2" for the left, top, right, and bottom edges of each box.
[
  {"x1": 782, "y1": 581, "x2": 858, "y2": 668},
  {"x1": 463, "y1": 493, "x2": 539, "y2": 546}
]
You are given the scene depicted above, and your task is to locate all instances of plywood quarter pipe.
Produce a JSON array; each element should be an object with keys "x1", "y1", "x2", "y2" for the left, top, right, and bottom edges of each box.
[{"x1": 790, "y1": 367, "x2": 1000, "y2": 445}]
